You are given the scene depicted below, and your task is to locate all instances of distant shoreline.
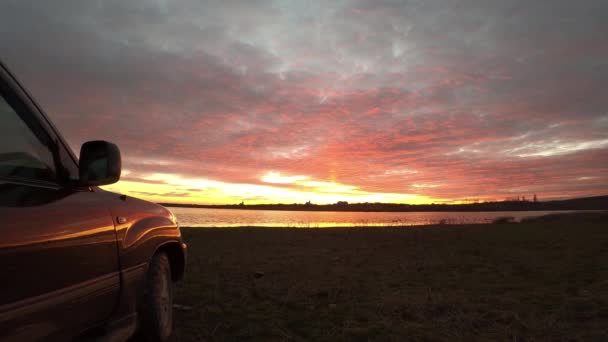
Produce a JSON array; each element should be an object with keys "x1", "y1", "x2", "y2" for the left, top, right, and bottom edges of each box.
[{"x1": 159, "y1": 195, "x2": 607, "y2": 212}]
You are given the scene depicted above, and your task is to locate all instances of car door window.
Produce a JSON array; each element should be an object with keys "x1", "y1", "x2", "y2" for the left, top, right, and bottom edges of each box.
[{"x1": 0, "y1": 93, "x2": 57, "y2": 183}]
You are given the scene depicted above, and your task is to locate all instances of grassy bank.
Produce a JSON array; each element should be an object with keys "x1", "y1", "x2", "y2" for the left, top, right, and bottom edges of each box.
[{"x1": 171, "y1": 216, "x2": 607, "y2": 341}]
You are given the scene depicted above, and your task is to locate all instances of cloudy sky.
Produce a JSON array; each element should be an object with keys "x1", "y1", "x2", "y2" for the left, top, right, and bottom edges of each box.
[{"x1": 1, "y1": 0, "x2": 607, "y2": 204}]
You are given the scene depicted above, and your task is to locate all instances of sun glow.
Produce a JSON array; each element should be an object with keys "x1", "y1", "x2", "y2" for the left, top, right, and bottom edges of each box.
[
  {"x1": 260, "y1": 171, "x2": 309, "y2": 184},
  {"x1": 103, "y1": 171, "x2": 443, "y2": 205}
]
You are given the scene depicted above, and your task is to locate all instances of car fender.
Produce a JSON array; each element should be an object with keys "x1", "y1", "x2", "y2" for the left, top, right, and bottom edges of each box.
[{"x1": 100, "y1": 189, "x2": 186, "y2": 316}]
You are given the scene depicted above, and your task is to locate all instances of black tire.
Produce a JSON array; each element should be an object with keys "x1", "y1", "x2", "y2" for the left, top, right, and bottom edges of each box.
[{"x1": 139, "y1": 252, "x2": 173, "y2": 341}]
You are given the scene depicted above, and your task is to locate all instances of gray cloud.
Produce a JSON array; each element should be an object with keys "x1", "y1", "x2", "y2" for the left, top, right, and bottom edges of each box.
[{"x1": 1, "y1": 0, "x2": 607, "y2": 201}]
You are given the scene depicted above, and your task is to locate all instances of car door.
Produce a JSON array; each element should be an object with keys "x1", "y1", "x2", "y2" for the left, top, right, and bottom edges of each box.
[{"x1": 0, "y1": 68, "x2": 120, "y2": 340}]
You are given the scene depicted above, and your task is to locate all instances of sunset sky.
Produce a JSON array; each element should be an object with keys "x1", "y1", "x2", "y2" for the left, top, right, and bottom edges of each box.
[{"x1": 1, "y1": 0, "x2": 607, "y2": 204}]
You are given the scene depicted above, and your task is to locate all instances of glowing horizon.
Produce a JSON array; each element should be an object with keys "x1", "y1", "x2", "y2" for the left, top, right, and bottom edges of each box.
[
  {"x1": 101, "y1": 169, "x2": 590, "y2": 206},
  {"x1": 102, "y1": 170, "x2": 445, "y2": 205}
]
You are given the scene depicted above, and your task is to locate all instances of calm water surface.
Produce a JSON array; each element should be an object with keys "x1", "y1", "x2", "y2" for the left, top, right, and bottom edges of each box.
[{"x1": 170, "y1": 207, "x2": 583, "y2": 227}]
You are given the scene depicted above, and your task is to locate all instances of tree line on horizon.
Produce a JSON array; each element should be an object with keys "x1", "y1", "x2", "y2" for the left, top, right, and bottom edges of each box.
[{"x1": 160, "y1": 195, "x2": 608, "y2": 212}]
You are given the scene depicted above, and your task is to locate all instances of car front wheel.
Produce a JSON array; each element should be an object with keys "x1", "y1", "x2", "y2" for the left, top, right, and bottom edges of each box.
[{"x1": 139, "y1": 252, "x2": 173, "y2": 341}]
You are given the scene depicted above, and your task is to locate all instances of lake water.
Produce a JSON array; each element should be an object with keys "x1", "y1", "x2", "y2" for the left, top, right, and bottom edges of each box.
[{"x1": 170, "y1": 207, "x2": 583, "y2": 228}]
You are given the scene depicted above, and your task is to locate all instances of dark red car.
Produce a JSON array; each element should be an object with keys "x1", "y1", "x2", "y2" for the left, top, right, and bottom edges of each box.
[{"x1": 0, "y1": 60, "x2": 187, "y2": 341}]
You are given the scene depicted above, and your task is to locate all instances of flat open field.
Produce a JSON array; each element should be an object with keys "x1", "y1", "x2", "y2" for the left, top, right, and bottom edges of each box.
[{"x1": 171, "y1": 214, "x2": 608, "y2": 341}]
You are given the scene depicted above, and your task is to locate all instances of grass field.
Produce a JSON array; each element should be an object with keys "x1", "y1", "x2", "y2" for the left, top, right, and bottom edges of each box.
[{"x1": 171, "y1": 213, "x2": 608, "y2": 341}]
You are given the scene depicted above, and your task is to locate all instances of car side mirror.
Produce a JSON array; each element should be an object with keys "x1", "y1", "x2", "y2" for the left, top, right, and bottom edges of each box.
[{"x1": 79, "y1": 140, "x2": 121, "y2": 186}]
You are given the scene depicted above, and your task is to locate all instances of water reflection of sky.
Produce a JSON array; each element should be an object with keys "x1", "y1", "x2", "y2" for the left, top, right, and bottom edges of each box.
[{"x1": 170, "y1": 208, "x2": 583, "y2": 228}]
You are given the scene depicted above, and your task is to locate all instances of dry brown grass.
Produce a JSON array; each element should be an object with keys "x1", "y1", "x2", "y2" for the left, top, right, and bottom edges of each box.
[{"x1": 171, "y1": 217, "x2": 608, "y2": 341}]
